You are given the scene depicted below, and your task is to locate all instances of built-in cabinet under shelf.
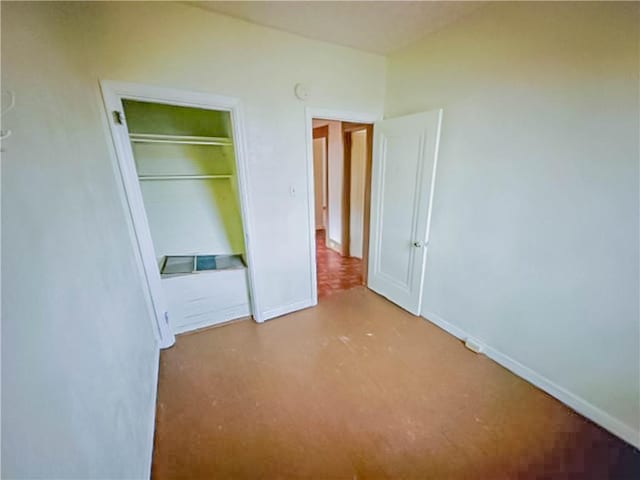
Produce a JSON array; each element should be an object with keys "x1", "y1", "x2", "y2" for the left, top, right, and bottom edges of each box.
[
  {"x1": 160, "y1": 255, "x2": 249, "y2": 334},
  {"x1": 129, "y1": 133, "x2": 233, "y2": 146},
  {"x1": 162, "y1": 266, "x2": 250, "y2": 334}
]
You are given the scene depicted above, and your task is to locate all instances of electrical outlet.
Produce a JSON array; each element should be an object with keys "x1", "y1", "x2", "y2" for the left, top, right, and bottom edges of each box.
[{"x1": 464, "y1": 338, "x2": 484, "y2": 354}]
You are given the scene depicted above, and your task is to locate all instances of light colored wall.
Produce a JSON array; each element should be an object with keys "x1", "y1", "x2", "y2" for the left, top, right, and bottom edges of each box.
[
  {"x1": 313, "y1": 119, "x2": 346, "y2": 251},
  {"x1": 76, "y1": 1, "x2": 384, "y2": 313},
  {"x1": 385, "y1": 1, "x2": 640, "y2": 444},
  {"x1": 349, "y1": 130, "x2": 367, "y2": 258},
  {"x1": 326, "y1": 120, "x2": 345, "y2": 250},
  {"x1": 312, "y1": 137, "x2": 326, "y2": 229},
  {"x1": 1, "y1": 3, "x2": 159, "y2": 478},
  {"x1": 1, "y1": 1, "x2": 385, "y2": 478}
]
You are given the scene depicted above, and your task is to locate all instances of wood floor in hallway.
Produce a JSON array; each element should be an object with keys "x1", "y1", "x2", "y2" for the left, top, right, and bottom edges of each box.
[
  {"x1": 316, "y1": 229, "x2": 363, "y2": 299},
  {"x1": 152, "y1": 288, "x2": 639, "y2": 479}
]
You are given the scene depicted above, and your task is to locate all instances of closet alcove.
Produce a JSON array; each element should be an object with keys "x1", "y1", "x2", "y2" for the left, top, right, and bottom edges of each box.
[{"x1": 123, "y1": 100, "x2": 251, "y2": 333}]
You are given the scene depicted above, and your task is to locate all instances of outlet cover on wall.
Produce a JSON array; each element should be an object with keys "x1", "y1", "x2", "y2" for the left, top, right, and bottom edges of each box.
[{"x1": 464, "y1": 337, "x2": 484, "y2": 354}]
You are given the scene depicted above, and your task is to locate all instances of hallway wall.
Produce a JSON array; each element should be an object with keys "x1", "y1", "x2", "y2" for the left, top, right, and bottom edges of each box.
[
  {"x1": 313, "y1": 136, "x2": 327, "y2": 229},
  {"x1": 312, "y1": 119, "x2": 346, "y2": 252},
  {"x1": 349, "y1": 129, "x2": 367, "y2": 259}
]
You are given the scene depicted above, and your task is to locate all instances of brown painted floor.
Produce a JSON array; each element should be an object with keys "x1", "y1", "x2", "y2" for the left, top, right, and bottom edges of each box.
[
  {"x1": 153, "y1": 288, "x2": 639, "y2": 479},
  {"x1": 316, "y1": 229, "x2": 363, "y2": 299}
]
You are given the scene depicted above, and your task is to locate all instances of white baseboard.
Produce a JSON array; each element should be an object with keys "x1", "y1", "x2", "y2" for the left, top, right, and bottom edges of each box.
[
  {"x1": 422, "y1": 310, "x2": 640, "y2": 449},
  {"x1": 261, "y1": 297, "x2": 316, "y2": 321},
  {"x1": 327, "y1": 239, "x2": 342, "y2": 254},
  {"x1": 145, "y1": 346, "x2": 160, "y2": 479},
  {"x1": 423, "y1": 310, "x2": 468, "y2": 340}
]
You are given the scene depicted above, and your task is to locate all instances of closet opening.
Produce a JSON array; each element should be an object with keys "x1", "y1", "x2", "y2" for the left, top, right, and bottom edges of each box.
[
  {"x1": 311, "y1": 118, "x2": 373, "y2": 300},
  {"x1": 102, "y1": 82, "x2": 258, "y2": 348},
  {"x1": 122, "y1": 100, "x2": 252, "y2": 335}
]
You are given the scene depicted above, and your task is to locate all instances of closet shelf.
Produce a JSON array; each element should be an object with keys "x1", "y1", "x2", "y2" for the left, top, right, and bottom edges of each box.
[
  {"x1": 138, "y1": 174, "x2": 232, "y2": 181},
  {"x1": 129, "y1": 133, "x2": 233, "y2": 146}
]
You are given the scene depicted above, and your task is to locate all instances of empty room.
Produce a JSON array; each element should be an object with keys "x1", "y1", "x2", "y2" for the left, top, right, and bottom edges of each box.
[{"x1": 1, "y1": 1, "x2": 639, "y2": 479}]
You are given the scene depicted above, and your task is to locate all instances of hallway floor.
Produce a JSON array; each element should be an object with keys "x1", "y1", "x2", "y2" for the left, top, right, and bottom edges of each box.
[
  {"x1": 152, "y1": 288, "x2": 639, "y2": 479},
  {"x1": 316, "y1": 229, "x2": 363, "y2": 299}
]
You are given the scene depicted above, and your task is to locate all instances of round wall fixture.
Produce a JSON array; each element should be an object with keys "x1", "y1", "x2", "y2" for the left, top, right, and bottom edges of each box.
[{"x1": 294, "y1": 83, "x2": 310, "y2": 101}]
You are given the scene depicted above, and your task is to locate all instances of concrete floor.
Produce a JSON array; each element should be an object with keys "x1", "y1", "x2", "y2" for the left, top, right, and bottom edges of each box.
[{"x1": 152, "y1": 287, "x2": 639, "y2": 479}]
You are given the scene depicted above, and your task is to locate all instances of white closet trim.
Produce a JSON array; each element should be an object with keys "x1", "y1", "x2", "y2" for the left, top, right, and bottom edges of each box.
[{"x1": 100, "y1": 80, "x2": 262, "y2": 349}]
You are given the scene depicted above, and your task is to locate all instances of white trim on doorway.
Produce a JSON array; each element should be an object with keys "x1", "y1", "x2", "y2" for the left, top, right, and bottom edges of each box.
[
  {"x1": 304, "y1": 108, "x2": 381, "y2": 305},
  {"x1": 100, "y1": 80, "x2": 262, "y2": 348}
]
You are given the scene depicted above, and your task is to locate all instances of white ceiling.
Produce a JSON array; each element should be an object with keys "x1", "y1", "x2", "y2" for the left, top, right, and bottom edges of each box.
[{"x1": 189, "y1": 1, "x2": 484, "y2": 55}]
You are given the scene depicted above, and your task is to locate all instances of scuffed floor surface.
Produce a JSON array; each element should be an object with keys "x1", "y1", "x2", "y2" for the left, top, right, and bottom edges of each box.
[{"x1": 152, "y1": 288, "x2": 640, "y2": 479}]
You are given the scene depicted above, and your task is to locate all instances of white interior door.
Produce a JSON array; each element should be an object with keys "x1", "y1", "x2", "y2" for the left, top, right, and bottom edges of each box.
[{"x1": 368, "y1": 110, "x2": 442, "y2": 315}]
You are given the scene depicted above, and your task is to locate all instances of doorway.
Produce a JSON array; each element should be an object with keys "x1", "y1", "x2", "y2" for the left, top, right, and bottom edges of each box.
[{"x1": 311, "y1": 118, "x2": 373, "y2": 299}]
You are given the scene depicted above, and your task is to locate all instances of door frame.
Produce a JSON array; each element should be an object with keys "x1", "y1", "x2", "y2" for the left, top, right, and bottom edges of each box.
[
  {"x1": 304, "y1": 108, "x2": 380, "y2": 304},
  {"x1": 100, "y1": 80, "x2": 262, "y2": 348}
]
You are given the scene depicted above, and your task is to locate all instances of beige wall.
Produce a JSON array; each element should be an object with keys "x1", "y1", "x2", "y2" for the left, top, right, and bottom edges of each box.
[
  {"x1": 385, "y1": 1, "x2": 640, "y2": 443},
  {"x1": 1, "y1": 3, "x2": 160, "y2": 478},
  {"x1": 82, "y1": 2, "x2": 384, "y2": 314},
  {"x1": 313, "y1": 119, "x2": 345, "y2": 250},
  {"x1": 312, "y1": 136, "x2": 327, "y2": 229},
  {"x1": 1, "y1": 2, "x2": 385, "y2": 478},
  {"x1": 349, "y1": 130, "x2": 367, "y2": 258}
]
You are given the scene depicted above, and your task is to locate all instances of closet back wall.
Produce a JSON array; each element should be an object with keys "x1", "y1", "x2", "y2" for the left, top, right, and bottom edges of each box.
[
  {"x1": 123, "y1": 101, "x2": 245, "y2": 258},
  {"x1": 1, "y1": 1, "x2": 384, "y2": 478}
]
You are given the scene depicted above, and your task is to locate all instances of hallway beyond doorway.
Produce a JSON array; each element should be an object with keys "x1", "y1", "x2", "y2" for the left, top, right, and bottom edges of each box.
[{"x1": 316, "y1": 229, "x2": 362, "y2": 298}]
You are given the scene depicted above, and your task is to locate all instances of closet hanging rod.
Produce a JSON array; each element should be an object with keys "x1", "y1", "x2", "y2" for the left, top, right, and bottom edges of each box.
[
  {"x1": 129, "y1": 133, "x2": 233, "y2": 146},
  {"x1": 138, "y1": 174, "x2": 232, "y2": 181}
]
